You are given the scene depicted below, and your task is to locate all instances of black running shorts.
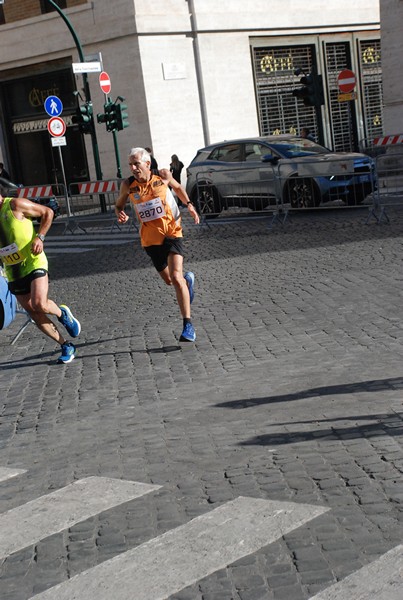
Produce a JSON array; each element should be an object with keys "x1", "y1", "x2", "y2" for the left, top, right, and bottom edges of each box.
[
  {"x1": 144, "y1": 237, "x2": 184, "y2": 272},
  {"x1": 8, "y1": 268, "x2": 48, "y2": 296}
]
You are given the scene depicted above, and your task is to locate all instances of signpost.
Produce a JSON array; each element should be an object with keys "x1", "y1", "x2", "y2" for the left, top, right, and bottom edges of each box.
[
  {"x1": 47, "y1": 116, "x2": 66, "y2": 138},
  {"x1": 337, "y1": 69, "x2": 357, "y2": 102},
  {"x1": 99, "y1": 71, "x2": 111, "y2": 95},
  {"x1": 44, "y1": 95, "x2": 63, "y2": 118},
  {"x1": 51, "y1": 137, "x2": 67, "y2": 147},
  {"x1": 44, "y1": 97, "x2": 73, "y2": 223},
  {"x1": 337, "y1": 69, "x2": 356, "y2": 93},
  {"x1": 72, "y1": 61, "x2": 101, "y2": 73},
  {"x1": 98, "y1": 71, "x2": 122, "y2": 178}
]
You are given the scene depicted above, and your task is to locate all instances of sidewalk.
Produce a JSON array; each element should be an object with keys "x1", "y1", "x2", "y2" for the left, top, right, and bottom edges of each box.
[{"x1": 1, "y1": 208, "x2": 403, "y2": 599}]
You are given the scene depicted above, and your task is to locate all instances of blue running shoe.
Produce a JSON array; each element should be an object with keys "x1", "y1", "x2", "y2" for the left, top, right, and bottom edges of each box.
[
  {"x1": 58, "y1": 305, "x2": 81, "y2": 338},
  {"x1": 57, "y1": 342, "x2": 76, "y2": 364},
  {"x1": 184, "y1": 271, "x2": 195, "y2": 304},
  {"x1": 180, "y1": 322, "x2": 196, "y2": 342}
]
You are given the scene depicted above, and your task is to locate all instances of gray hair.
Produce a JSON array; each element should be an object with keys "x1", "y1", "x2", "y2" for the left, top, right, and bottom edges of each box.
[{"x1": 129, "y1": 147, "x2": 151, "y2": 162}]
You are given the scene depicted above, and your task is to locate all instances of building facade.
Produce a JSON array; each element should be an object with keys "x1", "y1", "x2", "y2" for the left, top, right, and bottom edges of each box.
[
  {"x1": 379, "y1": 0, "x2": 403, "y2": 135},
  {"x1": 0, "y1": 0, "x2": 381, "y2": 186}
]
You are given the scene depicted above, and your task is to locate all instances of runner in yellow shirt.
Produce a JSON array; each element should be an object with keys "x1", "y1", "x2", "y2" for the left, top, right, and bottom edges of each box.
[
  {"x1": 0, "y1": 184, "x2": 80, "y2": 363},
  {"x1": 115, "y1": 147, "x2": 199, "y2": 342}
]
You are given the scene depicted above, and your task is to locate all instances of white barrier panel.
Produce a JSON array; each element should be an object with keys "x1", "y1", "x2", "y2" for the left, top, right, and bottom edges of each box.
[
  {"x1": 68, "y1": 179, "x2": 121, "y2": 216},
  {"x1": 373, "y1": 134, "x2": 403, "y2": 147}
]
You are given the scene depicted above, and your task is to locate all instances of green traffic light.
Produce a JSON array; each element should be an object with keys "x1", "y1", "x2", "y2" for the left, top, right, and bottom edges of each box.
[
  {"x1": 72, "y1": 102, "x2": 93, "y2": 134},
  {"x1": 292, "y1": 73, "x2": 325, "y2": 108},
  {"x1": 116, "y1": 103, "x2": 129, "y2": 130},
  {"x1": 98, "y1": 99, "x2": 130, "y2": 132}
]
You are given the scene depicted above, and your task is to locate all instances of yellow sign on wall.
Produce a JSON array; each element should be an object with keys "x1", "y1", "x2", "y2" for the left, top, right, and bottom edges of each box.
[{"x1": 338, "y1": 92, "x2": 357, "y2": 102}]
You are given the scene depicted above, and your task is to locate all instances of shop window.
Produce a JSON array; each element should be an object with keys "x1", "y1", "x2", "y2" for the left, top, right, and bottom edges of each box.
[{"x1": 0, "y1": 6, "x2": 5, "y2": 25}]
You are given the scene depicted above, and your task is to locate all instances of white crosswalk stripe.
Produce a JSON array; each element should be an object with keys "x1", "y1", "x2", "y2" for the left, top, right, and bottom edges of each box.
[
  {"x1": 0, "y1": 477, "x2": 161, "y2": 560},
  {"x1": 29, "y1": 496, "x2": 328, "y2": 600},
  {"x1": 308, "y1": 544, "x2": 403, "y2": 600},
  {"x1": 45, "y1": 233, "x2": 136, "y2": 254},
  {"x1": 0, "y1": 467, "x2": 26, "y2": 483},
  {"x1": 2, "y1": 471, "x2": 400, "y2": 600}
]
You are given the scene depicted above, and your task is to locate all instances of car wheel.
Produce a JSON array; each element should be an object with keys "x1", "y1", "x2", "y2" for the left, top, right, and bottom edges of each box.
[
  {"x1": 285, "y1": 177, "x2": 320, "y2": 209},
  {"x1": 191, "y1": 184, "x2": 221, "y2": 218}
]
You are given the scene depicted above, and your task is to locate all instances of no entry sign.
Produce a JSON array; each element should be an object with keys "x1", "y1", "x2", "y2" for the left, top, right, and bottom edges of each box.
[
  {"x1": 337, "y1": 69, "x2": 356, "y2": 93},
  {"x1": 99, "y1": 71, "x2": 111, "y2": 95}
]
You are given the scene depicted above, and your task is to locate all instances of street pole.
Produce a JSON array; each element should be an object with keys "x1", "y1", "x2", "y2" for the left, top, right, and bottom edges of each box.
[
  {"x1": 45, "y1": 0, "x2": 103, "y2": 182},
  {"x1": 112, "y1": 130, "x2": 122, "y2": 179}
]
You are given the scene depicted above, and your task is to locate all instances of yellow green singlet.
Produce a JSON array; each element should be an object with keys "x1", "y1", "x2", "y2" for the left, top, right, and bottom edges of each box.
[{"x1": 0, "y1": 197, "x2": 48, "y2": 282}]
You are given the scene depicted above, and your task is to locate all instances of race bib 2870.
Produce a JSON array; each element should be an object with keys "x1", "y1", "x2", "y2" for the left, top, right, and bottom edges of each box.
[{"x1": 135, "y1": 197, "x2": 166, "y2": 222}]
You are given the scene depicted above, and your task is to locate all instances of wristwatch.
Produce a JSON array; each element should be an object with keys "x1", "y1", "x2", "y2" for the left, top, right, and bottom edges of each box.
[{"x1": 36, "y1": 233, "x2": 45, "y2": 242}]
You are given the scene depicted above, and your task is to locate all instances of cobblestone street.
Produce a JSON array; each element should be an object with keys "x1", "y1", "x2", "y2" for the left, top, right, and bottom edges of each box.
[{"x1": 1, "y1": 208, "x2": 403, "y2": 599}]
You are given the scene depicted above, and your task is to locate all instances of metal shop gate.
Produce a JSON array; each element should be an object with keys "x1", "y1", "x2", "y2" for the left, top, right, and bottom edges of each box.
[
  {"x1": 253, "y1": 44, "x2": 319, "y2": 142},
  {"x1": 252, "y1": 36, "x2": 382, "y2": 153}
]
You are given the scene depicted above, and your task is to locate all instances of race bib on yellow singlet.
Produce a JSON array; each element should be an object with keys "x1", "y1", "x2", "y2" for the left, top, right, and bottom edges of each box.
[
  {"x1": 135, "y1": 197, "x2": 166, "y2": 222},
  {"x1": 0, "y1": 242, "x2": 24, "y2": 265}
]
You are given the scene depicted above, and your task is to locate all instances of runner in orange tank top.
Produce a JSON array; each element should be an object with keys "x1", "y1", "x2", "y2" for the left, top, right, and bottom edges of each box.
[{"x1": 115, "y1": 147, "x2": 200, "y2": 342}]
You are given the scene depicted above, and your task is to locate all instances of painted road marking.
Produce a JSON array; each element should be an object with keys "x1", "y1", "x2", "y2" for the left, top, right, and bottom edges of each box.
[
  {"x1": 308, "y1": 544, "x2": 403, "y2": 600},
  {"x1": 45, "y1": 235, "x2": 135, "y2": 255},
  {"x1": 0, "y1": 467, "x2": 26, "y2": 483},
  {"x1": 0, "y1": 477, "x2": 161, "y2": 560},
  {"x1": 47, "y1": 235, "x2": 136, "y2": 244},
  {"x1": 30, "y1": 496, "x2": 328, "y2": 600}
]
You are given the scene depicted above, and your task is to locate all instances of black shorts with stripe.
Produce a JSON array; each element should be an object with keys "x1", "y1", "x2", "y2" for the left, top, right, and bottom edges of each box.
[
  {"x1": 8, "y1": 269, "x2": 48, "y2": 296},
  {"x1": 144, "y1": 238, "x2": 184, "y2": 272}
]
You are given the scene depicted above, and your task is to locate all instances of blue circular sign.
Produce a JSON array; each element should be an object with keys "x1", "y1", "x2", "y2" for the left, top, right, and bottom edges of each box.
[{"x1": 44, "y1": 95, "x2": 63, "y2": 117}]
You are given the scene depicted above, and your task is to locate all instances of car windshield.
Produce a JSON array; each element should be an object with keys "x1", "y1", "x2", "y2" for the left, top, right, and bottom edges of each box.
[{"x1": 267, "y1": 139, "x2": 329, "y2": 159}]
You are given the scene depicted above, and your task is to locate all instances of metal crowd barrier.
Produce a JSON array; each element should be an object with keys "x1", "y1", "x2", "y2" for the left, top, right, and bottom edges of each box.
[
  {"x1": 192, "y1": 156, "x2": 376, "y2": 227},
  {"x1": 66, "y1": 179, "x2": 137, "y2": 235},
  {"x1": 359, "y1": 137, "x2": 387, "y2": 159},
  {"x1": 369, "y1": 150, "x2": 403, "y2": 223},
  {"x1": 274, "y1": 155, "x2": 376, "y2": 218},
  {"x1": 193, "y1": 168, "x2": 282, "y2": 227},
  {"x1": 17, "y1": 182, "x2": 67, "y2": 211}
]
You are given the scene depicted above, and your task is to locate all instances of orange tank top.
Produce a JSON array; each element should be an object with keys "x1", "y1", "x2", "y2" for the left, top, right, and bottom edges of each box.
[{"x1": 128, "y1": 174, "x2": 182, "y2": 246}]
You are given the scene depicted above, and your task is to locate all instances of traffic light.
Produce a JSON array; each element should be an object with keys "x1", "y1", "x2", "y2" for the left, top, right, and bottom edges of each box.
[
  {"x1": 293, "y1": 73, "x2": 324, "y2": 108},
  {"x1": 72, "y1": 102, "x2": 93, "y2": 134},
  {"x1": 97, "y1": 99, "x2": 129, "y2": 132},
  {"x1": 313, "y1": 74, "x2": 325, "y2": 107},
  {"x1": 116, "y1": 101, "x2": 129, "y2": 131},
  {"x1": 106, "y1": 102, "x2": 119, "y2": 132},
  {"x1": 97, "y1": 101, "x2": 118, "y2": 132}
]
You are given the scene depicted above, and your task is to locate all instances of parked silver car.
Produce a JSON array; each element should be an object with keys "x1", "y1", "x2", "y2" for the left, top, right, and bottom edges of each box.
[{"x1": 186, "y1": 135, "x2": 376, "y2": 216}]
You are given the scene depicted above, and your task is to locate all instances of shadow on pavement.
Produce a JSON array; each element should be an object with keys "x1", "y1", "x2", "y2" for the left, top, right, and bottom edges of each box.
[
  {"x1": 47, "y1": 210, "x2": 403, "y2": 281},
  {"x1": 215, "y1": 376, "x2": 403, "y2": 409},
  {"x1": 0, "y1": 343, "x2": 181, "y2": 369},
  {"x1": 239, "y1": 412, "x2": 403, "y2": 446}
]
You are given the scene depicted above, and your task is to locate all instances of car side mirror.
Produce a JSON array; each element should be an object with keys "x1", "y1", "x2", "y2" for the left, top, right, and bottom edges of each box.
[{"x1": 261, "y1": 154, "x2": 278, "y2": 165}]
